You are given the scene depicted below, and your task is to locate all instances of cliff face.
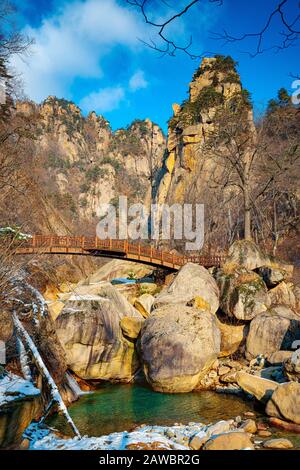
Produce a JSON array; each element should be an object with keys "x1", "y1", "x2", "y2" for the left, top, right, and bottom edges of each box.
[
  {"x1": 16, "y1": 97, "x2": 166, "y2": 232},
  {"x1": 155, "y1": 56, "x2": 255, "y2": 250}
]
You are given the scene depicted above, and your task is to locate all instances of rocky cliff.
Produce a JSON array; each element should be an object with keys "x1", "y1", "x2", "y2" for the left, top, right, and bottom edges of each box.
[
  {"x1": 17, "y1": 97, "x2": 166, "y2": 231},
  {"x1": 155, "y1": 56, "x2": 254, "y2": 252}
]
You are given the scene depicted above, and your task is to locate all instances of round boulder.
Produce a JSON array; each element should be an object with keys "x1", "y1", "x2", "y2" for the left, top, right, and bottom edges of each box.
[
  {"x1": 217, "y1": 268, "x2": 270, "y2": 321},
  {"x1": 141, "y1": 305, "x2": 221, "y2": 393},
  {"x1": 246, "y1": 305, "x2": 300, "y2": 360},
  {"x1": 265, "y1": 382, "x2": 300, "y2": 424}
]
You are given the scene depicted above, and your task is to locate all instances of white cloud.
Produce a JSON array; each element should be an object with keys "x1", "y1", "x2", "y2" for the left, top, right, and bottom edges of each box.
[
  {"x1": 11, "y1": 0, "x2": 145, "y2": 102},
  {"x1": 80, "y1": 86, "x2": 125, "y2": 113},
  {"x1": 129, "y1": 70, "x2": 148, "y2": 91}
]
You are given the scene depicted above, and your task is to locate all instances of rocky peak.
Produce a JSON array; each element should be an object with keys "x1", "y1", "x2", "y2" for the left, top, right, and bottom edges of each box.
[
  {"x1": 155, "y1": 55, "x2": 254, "y2": 251},
  {"x1": 168, "y1": 55, "x2": 248, "y2": 135}
]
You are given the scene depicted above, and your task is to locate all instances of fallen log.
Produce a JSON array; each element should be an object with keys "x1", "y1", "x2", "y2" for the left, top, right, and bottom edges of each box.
[{"x1": 12, "y1": 312, "x2": 81, "y2": 439}]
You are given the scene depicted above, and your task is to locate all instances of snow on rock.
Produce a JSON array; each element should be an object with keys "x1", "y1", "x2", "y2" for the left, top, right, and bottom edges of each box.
[
  {"x1": 25, "y1": 419, "x2": 241, "y2": 451},
  {"x1": 0, "y1": 373, "x2": 40, "y2": 407}
]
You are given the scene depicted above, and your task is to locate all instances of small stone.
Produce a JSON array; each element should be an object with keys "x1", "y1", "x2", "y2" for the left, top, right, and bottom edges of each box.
[
  {"x1": 258, "y1": 430, "x2": 272, "y2": 438},
  {"x1": 235, "y1": 415, "x2": 242, "y2": 423},
  {"x1": 257, "y1": 422, "x2": 269, "y2": 431},
  {"x1": 206, "y1": 420, "x2": 232, "y2": 437},
  {"x1": 239, "y1": 419, "x2": 257, "y2": 434},
  {"x1": 227, "y1": 360, "x2": 243, "y2": 370},
  {"x1": 208, "y1": 370, "x2": 218, "y2": 379},
  {"x1": 243, "y1": 411, "x2": 256, "y2": 418},
  {"x1": 219, "y1": 370, "x2": 238, "y2": 383},
  {"x1": 203, "y1": 431, "x2": 254, "y2": 450},
  {"x1": 263, "y1": 438, "x2": 293, "y2": 449},
  {"x1": 218, "y1": 366, "x2": 231, "y2": 376},
  {"x1": 189, "y1": 432, "x2": 209, "y2": 450},
  {"x1": 19, "y1": 439, "x2": 30, "y2": 450}
]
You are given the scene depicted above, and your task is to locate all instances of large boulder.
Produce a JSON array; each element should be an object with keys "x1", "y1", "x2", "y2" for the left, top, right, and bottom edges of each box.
[
  {"x1": 153, "y1": 263, "x2": 219, "y2": 314},
  {"x1": 224, "y1": 240, "x2": 293, "y2": 276},
  {"x1": 55, "y1": 283, "x2": 143, "y2": 382},
  {"x1": 217, "y1": 268, "x2": 270, "y2": 321},
  {"x1": 140, "y1": 305, "x2": 221, "y2": 393},
  {"x1": 284, "y1": 349, "x2": 300, "y2": 382},
  {"x1": 265, "y1": 382, "x2": 300, "y2": 424},
  {"x1": 246, "y1": 305, "x2": 300, "y2": 360},
  {"x1": 236, "y1": 371, "x2": 278, "y2": 404},
  {"x1": 215, "y1": 315, "x2": 248, "y2": 357},
  {"x1": 267, "y1": 350, "x2": 293, "y2": 365}
]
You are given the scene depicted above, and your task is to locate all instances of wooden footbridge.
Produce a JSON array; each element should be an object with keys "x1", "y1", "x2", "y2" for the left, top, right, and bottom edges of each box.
[{"x1": 14, "y1": 235, "x2": 225, "y2": 270}]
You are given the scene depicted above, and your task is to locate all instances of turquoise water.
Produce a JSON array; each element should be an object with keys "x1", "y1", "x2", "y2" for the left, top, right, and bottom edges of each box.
[
  {"x1": 48, "y1": 384, "x2": 300, "y2": 448},
  {"x1": 49, "y1": 383, "x2": 261, "y2": 437}
]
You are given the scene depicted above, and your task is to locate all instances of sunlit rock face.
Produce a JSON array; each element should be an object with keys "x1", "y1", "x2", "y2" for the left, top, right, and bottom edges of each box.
[
  {"x1": 55, "y1": 283, "x2": 143, "y2": 382},
  {"x1": 16, "y1": 98, "x2": 166, "y2": 225}
]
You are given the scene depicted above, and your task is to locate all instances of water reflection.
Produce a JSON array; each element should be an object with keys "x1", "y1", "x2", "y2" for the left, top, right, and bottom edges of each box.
[{"x1": 49, "y1": 383, "x2": 260, "y2": 436}]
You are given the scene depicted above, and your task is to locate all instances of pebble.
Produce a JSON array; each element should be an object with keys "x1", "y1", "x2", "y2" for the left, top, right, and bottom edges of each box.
[
  {"x1": 227, "y1": 360, "x2": 243, "y2": 370},
  {"x1": 208, "y1": 370, "x2": 218, "y2": 379},
  {"x1": 257, "y1": 422, "x2": 269, "y2": 431},
  {"x1": 243, "y1": 411, "x2": 255, "y2": 418},
  {"x1": 218, "y1": 366, "x2": 231, "y2": 376},
  {"x1": 258, "y1": 430, "x2": 272, "y2": 438},
  {"x1": 239, "y1": 419, "x2": 257, "y2": 434}
]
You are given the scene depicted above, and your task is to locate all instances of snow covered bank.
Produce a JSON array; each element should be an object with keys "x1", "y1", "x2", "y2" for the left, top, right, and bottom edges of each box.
[
  {"x1": 0, "y1": 373, "x2": 40, "y2": 407},
  {"x1": 25, "y1": 419, "x2": 245, "y2": 451}
]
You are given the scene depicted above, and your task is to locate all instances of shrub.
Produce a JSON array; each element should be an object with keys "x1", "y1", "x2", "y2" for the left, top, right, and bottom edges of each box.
[
  {"x1": 168, "y1": 85, "x2": 224, "y2": 130},
  {"x1": 86, "y1": 166, "x2": 108, "y2": 182},
  {"x1": 101, "y1": 156, "x2": 121, "y2": 172},
  {"x1": 80, "y1": 183, "x2": 89, "y2": 193},
  {"x1": 45, "y1": 154, "x2": 71, "y2": 170},
  {"x1": 193, "y1": 55, "x2": 238, "y2": 81},
  {"x1": 79, "y1": 197, "x2": 88, "y2": 208}
]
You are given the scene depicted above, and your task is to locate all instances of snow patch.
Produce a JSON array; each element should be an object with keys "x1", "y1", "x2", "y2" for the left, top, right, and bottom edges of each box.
[{"x1": 0, "y1": 373, "x2": 40, "y2": 407}]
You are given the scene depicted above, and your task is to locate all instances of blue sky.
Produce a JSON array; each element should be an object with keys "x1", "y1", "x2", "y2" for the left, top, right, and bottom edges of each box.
[{"x1": 11, "y1": 0, "x2": 299, "y2": 132}]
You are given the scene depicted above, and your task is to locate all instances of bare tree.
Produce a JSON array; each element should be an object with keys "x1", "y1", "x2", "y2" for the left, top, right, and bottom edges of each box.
[{"x1": 127, "y1": 0, "x2": 300, "y2": 57}]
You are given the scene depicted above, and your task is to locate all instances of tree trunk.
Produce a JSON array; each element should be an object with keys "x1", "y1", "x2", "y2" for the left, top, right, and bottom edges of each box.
[{"x1": 244, "y1": 187, "x2": 252, "y2": 240}]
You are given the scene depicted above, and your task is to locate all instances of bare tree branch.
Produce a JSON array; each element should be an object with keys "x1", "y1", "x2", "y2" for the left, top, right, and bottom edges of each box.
[
  {"x1": 126, "y1": 0, "x2": 222, "y2": 58},
  {"x1": 128, "y1": 0, "x2": 300, "y2": 57},
  {"x1": 212, "y1": 0, "x2": 300, "y2": 57}
]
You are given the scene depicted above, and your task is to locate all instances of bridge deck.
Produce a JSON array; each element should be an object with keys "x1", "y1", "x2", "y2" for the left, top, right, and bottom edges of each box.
[{"x1": 14, "y1": 235, "x2": 225, "y2": 270}]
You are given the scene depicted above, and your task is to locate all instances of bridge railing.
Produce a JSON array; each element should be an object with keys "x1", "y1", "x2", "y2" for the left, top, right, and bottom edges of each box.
[{"x1": 18, "y1": 235, "x2": 225, "y2": 267}]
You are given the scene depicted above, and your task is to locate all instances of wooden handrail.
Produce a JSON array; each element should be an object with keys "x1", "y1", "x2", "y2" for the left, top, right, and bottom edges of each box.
[{"x1": 12, "y1": 235, "x2": 226, "y2": 268}]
